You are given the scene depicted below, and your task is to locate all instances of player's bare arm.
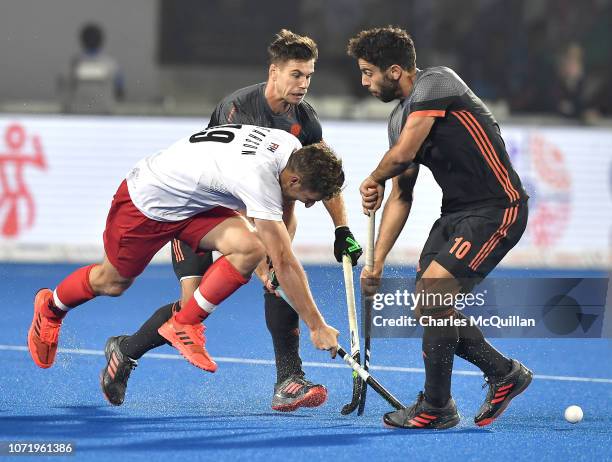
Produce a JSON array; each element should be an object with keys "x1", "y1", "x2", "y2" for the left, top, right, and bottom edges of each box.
[
  {"x1": 282, "y1": 200, "x2": 297, "y2": 239},
  {"x1": 253, "y1": 217, "x2": 339, "y2": 355},
  {"x1": 254, "y1": 200, "x2": 297, "y2": 291},
  {"x1": 360, "y1": 115, "x2": 435, "y2": 213},
  {"x1": 323, "y1": 191, "x2": 362, "y2": 266},
  {"x1": 323, "y1": 193, "x2": 348, "y2": 227},
  {"x1": 322, "y1": 190, "x2": 362, "y2": 266},
  {"x1": 361, "y1": 165, "x2": 419, "y2": 295}
]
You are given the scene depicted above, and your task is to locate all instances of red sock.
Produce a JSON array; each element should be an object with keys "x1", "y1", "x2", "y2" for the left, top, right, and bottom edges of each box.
[
  {"x1": 54, "y1": 264, "x2": 97, "y2": 310},
  {"x1": 176, "y1": 256, "x2": 249, "y2": 325}
]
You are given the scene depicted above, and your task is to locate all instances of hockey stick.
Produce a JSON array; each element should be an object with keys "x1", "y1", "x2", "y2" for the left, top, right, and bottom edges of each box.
[
  {"x1": 337, "y1": 346, "x2": 405, "y2": 411},
  {"x1": 357, "y1": 210, "x2": 376, "y2": 415},
  {"x1": 275, "y1": 286, "x2": 405, "y2": 412},
  {"x1": 339, "y1": 254, "x2": 363, "y2": 415}
]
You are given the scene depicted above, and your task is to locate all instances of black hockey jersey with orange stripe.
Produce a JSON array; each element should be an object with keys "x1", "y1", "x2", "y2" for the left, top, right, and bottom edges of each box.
[
  {"x1": 208, "y1": 82, "x2": 322, "y2": 146},
  {"x1": 388, "y1": 66, "x2": 527, "y2": 214}
]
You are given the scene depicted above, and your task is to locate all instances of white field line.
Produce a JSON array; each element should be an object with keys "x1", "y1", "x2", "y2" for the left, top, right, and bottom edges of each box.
[{"x1": 2, "y1": 344, "x2": 611, "y2": 384}]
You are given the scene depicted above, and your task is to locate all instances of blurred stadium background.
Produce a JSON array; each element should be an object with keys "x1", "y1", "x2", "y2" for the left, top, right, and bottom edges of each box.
[{"x1": 0, "y1": 0, "x2": 610, "y2": 269}]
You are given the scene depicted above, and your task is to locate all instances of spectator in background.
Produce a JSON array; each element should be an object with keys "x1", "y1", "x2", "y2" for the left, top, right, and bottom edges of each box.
[
  {"x1": 60, "y1": 23, "x2": 124, "y2": 114},
  {"x1": 552, "y1": 42, "x2": 598, "y2": 120}
]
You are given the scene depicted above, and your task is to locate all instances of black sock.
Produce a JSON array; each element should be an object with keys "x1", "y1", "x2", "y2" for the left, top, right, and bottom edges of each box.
[
  {"x1": 422, "y1": 318, "x2": 459, "y2": 408},
  {"x1": 454, "y1": 311, "x2": 512, "y2": 378},
  {"x1": 49, "y1": 303, "x2": 67, "y2": 320},
  {"x1": 264, "y1": 292, "x2": 302, "y2": 383},
  {"x1": 120, "y1": 301, "x2": 178, "y2": 360}
]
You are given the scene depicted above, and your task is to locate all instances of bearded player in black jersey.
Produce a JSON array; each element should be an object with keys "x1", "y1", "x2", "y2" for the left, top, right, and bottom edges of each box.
[
  {"x1": 348, "y1": 27, "x2": 532, "y2": 429},
  {"x1": 100, "y1": 30, "x2": 362, "y2": 410}
]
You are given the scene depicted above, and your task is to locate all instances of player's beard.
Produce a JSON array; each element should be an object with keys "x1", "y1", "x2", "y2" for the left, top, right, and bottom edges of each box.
[{"x1": 377, "y1": 76, "x2": 400, "y2": 103}]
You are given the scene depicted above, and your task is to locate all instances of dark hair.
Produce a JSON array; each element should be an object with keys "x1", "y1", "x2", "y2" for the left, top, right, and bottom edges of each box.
[
  {"x1": 268, "y1": 29, "x2": 318, "y2": 64},
  {"x1": 286, "y1": 142, "x2": 344, "y2": 200},
  {"x1": 80, "y1": 23, "x2": 104, "y2": 52},
  {"x1": 347, "y1": 26, "x2": 416, "y2": 71}
]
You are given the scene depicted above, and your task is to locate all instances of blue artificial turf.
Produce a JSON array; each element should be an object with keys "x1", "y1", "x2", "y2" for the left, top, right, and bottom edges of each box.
[{"x1": 1, "y1": 263, "x2": 610, "y2": 461}]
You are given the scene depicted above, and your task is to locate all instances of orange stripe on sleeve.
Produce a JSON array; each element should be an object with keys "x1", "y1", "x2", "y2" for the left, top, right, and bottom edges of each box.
[{"x1": 409, "y1": 110, "x2": 446, "y2": 118}]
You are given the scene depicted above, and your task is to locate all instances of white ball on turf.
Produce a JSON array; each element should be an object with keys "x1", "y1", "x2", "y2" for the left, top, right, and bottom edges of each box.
[{"x1": 564, "y1": 405, "x2": 583, "y2": 423}]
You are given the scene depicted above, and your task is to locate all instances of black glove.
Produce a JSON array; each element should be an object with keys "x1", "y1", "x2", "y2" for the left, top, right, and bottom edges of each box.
[{"x1": 334, "y1": 226, "x2": 362, "y2": 266}]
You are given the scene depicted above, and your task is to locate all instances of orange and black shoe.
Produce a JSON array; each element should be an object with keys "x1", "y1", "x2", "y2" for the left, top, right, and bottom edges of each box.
[
  {"x1": 27, "y1": 288, "x2": 63, "y2": 369},
  {"x1": 383, "y1": 392, "x2": 460, "y2": 429},
  {"x1": 157, "y1": 315, "x2": 217, "y2": 372},
  {"x1": 271, "y1": 374, "x2": 328, "y2": 412},
  {"x1": 100, "y1": 336, "x2": 138, "y2": 406},
  {"x1": 474, "y1": 359, "x2": 533, "y2": 427}
]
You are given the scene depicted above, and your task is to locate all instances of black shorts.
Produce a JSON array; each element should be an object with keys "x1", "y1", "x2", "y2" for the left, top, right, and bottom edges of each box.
[
  {"x1": 170, "y1": 238, "x2": 214, "y2": 281},
  {"x1": 416, "y1": 202, "x2": 528, "y2": 291}
]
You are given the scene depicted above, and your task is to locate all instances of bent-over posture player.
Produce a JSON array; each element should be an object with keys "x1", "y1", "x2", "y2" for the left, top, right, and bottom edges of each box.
[
  {"x1": 27, "y1": 125, "x2": 342, "y2": 397},
  {"x1": 348, "y1": 27, "x2": 532, "y2": 429},
  {"x1": 98, "y1": 30, "x2": 361, "y2": 409}
]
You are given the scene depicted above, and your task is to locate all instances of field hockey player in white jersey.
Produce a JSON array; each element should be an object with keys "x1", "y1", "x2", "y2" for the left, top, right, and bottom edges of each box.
[{"x1": 27, "y1": 124, "x2": 342, "y2": 387}]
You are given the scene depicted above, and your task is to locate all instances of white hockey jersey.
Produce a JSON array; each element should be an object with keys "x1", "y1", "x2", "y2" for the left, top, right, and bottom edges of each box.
[{"x1": 126, "y1": 124, "x2": 301, "y2": 222}]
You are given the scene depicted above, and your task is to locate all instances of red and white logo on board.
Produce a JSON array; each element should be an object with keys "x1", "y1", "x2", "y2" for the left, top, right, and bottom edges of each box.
[
  {"x1": 505, "y1": 132, "x2": 572, "y2": 249},
  {"x1": 528, "y1": 134, "x2": 571, "y2": 247},
  {"x1": 0, "y1": 123, "x2": 47, "y2": 238}
]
